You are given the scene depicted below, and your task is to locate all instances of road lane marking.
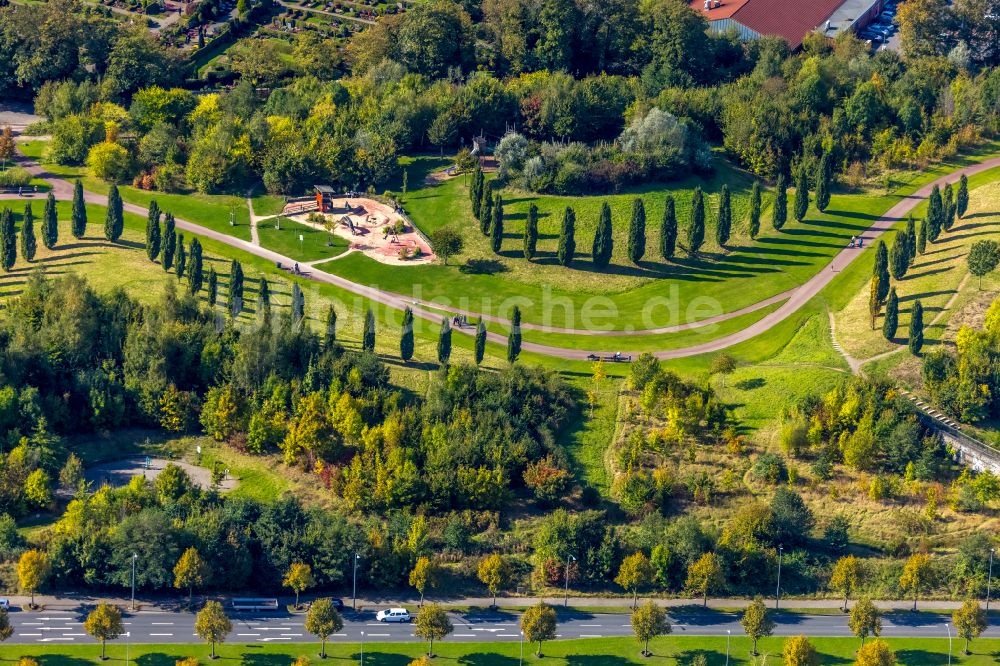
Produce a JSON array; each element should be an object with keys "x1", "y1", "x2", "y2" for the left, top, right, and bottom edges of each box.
[
  {"x1": 20, "y1": 633, "x2": 41, "y2": 637},
  {"x1": 367, "y1": 633, "x2": 390, "y2": 637},
  {"x1": 280, "y1": 633, "x2": 303, "y2": 637},
  {"x1": 580, "y1": 634, "x2": 602, "y2": 638},
  {"x1": 151, "y1": 622, "x2": 175, "y2": 626},
  {"x1": 150, "y1": 633, "x2": 174, "y2": 637},
  {"x1": 579, "y1": 624, "x2": 602, "y2": 627},
  {"x1": 238, "y1": 633, "x2": 261, "y2": 637},
  {"x1": 454, "y1": 634, "x2": 476, "y2": 637}
]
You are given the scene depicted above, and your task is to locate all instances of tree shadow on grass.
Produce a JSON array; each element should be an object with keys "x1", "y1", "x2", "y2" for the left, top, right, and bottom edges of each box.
[
  {"x1": 756, "y1": 236, "x2": 844, "y2": 252},
  {"x1": 902, "y1": 266, "x2": 952, "y2": 281},
  {"x1": 565, "y1": 655, "x2": 638, "y2": 666},
  {"x1": 958, "y1": 211, "x2": 1000, "y2": 221},
  {"x1": 458, "y1": 653, "x2": 520, "y2": 666},
  {"x1": 910, "y1": 253, "x2": 963, "y2": 270},
  {"x1": 812, "y1": 209, "x2": 882, "y2": 222},
  {"x1": 344, "y1": 653, "x2": 412, "y2": 666},
  {"x1": 32, "y1": 658, "x2": 93, "y2": 666},
  {"x1": 895, "y1": 649, "x2": 950, "y2": 665}
]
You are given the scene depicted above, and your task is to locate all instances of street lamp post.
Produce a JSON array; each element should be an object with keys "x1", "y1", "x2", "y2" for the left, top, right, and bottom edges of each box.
[
  {"x1": 946, "y1": 622, "x2": 952, "y2": 666},
  {"x1": 725, "y1": 629, "x2": 731, "y2": 666},
  {"x1": 564, "y1": 554, "x2": 576, "y2": 607},
  {"x1": 988, "y1": 548, "x2": 996, "y2": 611},
  {"x1": 520, "y1": 630, "x2": 524, "y2": 666},
  {"x1": 353, "y1": 553, "x2": 360, "y2": 612},
  {"x1": 130, "y1": 552, "x2": 137, "y2": 611},
  {"x1": 360, "y1": 631, "x2": 364, "y2": 666},
  {"x1": 775, "y1": 545, "x2": 784, "y2": 610}
]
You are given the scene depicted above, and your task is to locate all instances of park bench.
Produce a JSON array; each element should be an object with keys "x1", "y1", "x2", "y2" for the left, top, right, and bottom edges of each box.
[
  {"x1": 587, "y1": 353, "x2": 632, "y2": 363},
  {"x1": 231, "y1": 597, "x2": 279, "y2": 611}
]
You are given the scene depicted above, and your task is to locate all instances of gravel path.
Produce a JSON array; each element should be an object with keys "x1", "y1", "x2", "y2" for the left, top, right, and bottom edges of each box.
[{"x1": 84, "y1": 456, "x2": 239, "y2": 492}]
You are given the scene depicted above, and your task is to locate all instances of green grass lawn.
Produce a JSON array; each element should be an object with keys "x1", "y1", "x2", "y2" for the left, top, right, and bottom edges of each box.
[
  {"x1": 252, "y1": 193, "x2": 288, "y2": 217},
  {"x1": 9, "y1": 636, "x2": 999, "y2": 665},
  {"x1": 335, "y1": 146, "x2": 1000, "y2": 332},
  {"x1": 257, "y1": 216, "x2": 350, "y2": 262},
  {"x1": 82, "y1": 176, "x2": 253, "y2": 242}
]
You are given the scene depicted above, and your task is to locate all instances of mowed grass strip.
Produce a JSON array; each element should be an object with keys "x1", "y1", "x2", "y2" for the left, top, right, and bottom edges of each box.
[{"x1": 9, "y1": 636, "x2": 999, "y2": 665}]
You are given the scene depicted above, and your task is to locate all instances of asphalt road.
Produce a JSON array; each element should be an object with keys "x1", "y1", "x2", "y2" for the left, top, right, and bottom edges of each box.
[{"x1": 5, "y1": 606, "x2": 997, "y2": 645}]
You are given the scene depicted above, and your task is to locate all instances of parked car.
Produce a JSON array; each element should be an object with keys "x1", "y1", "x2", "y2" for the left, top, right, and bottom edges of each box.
[
  {"x1": 0, "y1": 598, "x2": 9, "y2": 610},
  {"x1": 376, "y1": 608, "x2": 411, "y2": 623},
  {"x1": 331, "y1": 598, "x2": 345, "y2": 612}
]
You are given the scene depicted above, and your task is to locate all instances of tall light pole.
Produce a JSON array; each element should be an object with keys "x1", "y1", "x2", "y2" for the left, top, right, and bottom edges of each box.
[
  {"x1": 775, "y1": 545, "x2": 784, "y2": 610},
  {"x1": 725, "y1": 629, "x2": 731, "y2": 666},
  {"x1": 360, "y1": 630, "x2": 364, "y2": 666},
  {"x1": 519, "y1": 630, "x2": 524, "y2": 666},
  {"x1": 564, "y1": 554, "x2": 576, "y2": 607},
  {"x1": 988, "y1": 548, "x2": 996, "y2": 611},
  {"x1": 946, "y1": 622, "x2": 952, "y2": 666},
  {"x1": 353, "y1": 553, "x2": 360, "y2": 612},
  {"x1": 130, "y1": 552, "x2": 137, "y2": 611}
]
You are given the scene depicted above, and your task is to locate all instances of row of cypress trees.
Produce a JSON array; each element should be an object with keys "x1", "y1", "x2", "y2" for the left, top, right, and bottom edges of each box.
[
  {"x1": 870, "y1": 174, "x2": 970, "y2": 353},
  {"x1": 0, "y1": 182, "x2": 88, "y2": 271},
  {"x1": 396, "y1": 304, "x2": 522, "y2": 366},
  {"x1": 468, "y1": 162, "x2": 831, "y2": 267}
]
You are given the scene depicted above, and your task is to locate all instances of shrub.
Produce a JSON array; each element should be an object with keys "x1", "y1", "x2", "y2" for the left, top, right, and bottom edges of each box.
[
  {"x1": 0, "y1": 167, "x2": 32, "y2": 188},
  {"x1": 750, "y1": 453, "x2": 787, "y2": 485}
]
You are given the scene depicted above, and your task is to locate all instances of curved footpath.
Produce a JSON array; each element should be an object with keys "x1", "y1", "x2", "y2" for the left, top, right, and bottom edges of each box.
[{"x1": 7, "y1": 149, "x2": 1000, "y2": 361}]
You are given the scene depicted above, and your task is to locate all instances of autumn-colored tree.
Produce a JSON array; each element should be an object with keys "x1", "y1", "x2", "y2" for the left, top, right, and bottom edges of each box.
[
  {"x1": 854, "y1": 639, "x2": 896, "y2": 666},
  {"x1": 952, "y1": 599, "x2": 986, "y2": 654},
  {"x1": 520, "y1": 603, "x2": 557, "y2": 657},
  {"x1": 615, "y1": 552, "x2": 654, "y2": 609},
  {"x1": 17, "y1": 549, "x2": 51, "y2": 608},
  {"x1": 830, "y1": 555, "x2": 864, "y2": 611},
  {"x1": 686, "y1": 552, "x2": 723, "y2": 607},
  {"x1": 783, "y1": 635, "x2": 820, "y2": 666},
  {"x1": 631, "y1": 601, "x2": 670, "y2": 656},
  {"x1": 195, "y1": 600, "x2": 232, "y2": 659},
  {"x1": 409, "y1": 556, "x2": 439, "y2": 607},
  {"x1": 305, "y1": 597, "x2": 344, "y2": 658},
  {"x1": 174, "y1": 547, "x2": 210, "y2": 604},
  {"x1": 414, "y1": 603, "x2": 453, "y2": 656},
  {"x1": 741, "y1": 597, "x2": 775, "y2": 656},
  {"x1": 900, "y1": 553, "x2": 934, "y2": 610},
  {"x1": 84, "y1": 603, "x2": 123, "y2": 660},
  {"x1": 849, "y1": 597, "x2": 882, "y2": 646},
  {"x1": 477, "y1": 554, "x2": 512, "y2": 607},
  {"x1": 284, "y1": 563, "x2": 316, "y2": 608}
]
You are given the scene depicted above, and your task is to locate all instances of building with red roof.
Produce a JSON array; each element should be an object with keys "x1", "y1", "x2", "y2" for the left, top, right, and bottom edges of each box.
[{"x1": 690, "y1": 0, "x2": 882, "y2": 49}]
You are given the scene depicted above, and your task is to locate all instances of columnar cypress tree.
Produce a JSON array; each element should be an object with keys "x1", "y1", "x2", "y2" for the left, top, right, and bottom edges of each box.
[
  {"x1": 890, "y1": 232, "x2": 908, "y2": 280},
  {"x1": 363, "y1": 308, "x2": 376, "y2": 352},
  {"x1": 188, "y1": 238, "x2": 203, "y2": 293},
  {"x1": 716, "y1": 185, "x2": 731, "y2": 247},
  {"x1": 874, "y1": 240, "x2": 890, "y2": 303},
  {"x1": 748, "y1": 181, "x2": 761, "y2": 239},
  {"x1": 479, "y1": 182, "x2": 494, "y2": 235},
  {"x1": 524, "y1": 203, "x2": 538, "y2": 261},
  {"x1": 291, "y1": 283, "x2": 304, "y2": 324},
  {"x1": 71, "y1": 180, "x2": 87, "y2": 239},
  {"x1": 228, "y1": 259, "x2": 244, "y2": 316},
  {"x1": 883, "y1": 288, "x2": 899, "y2": 341},
  {"x1": 475, "y1": 319, "x2": 486, "y2": 365},
  {"x1": 957, "y1": 174, "x2": 969, "y2": 219},
  {"x1": 162, "y1": 213, "x2": 177, "y2": 270},
  {"x1": 661, "y1": 195, "x2": 677, "y2": 259},
  {"x1": 927, "y1": 185, "x2": 943, "y2": 242},
  {"x1": 942, "y1": 182, "x2": 955, "y2": 231},
  {"x1": 688, "y1": 187, "x2": 705, "y2": 255},
  {"x1": 815, "y1": 152, "x2": 831, "y2": 212},
  {"x1": 772, "y1": 173, "x2": 787, "y2": 230},
  {"x1": 400, "y1": 307, "x2": 414, "y2": 362},
  {"x1": 42, "y1": 192, "x2": 57, "y2": 250},
  {"x1": 557, "y1": 207, "x2": 576, "y2": 267},
  {"x1": 794, "y1": 165, "x2": 809, "y2": 222},
  {"x1": 437, "y1": 316, "x2": 452, "y2": 365},
  {"x1": 207, "y1": 267, "x2": 218, "y2": 306},
  {"x1": 259, "y1": 277, "x2": 270, "y2": 312},
  {"x1": 905, "y1": 216, "x2": 916, "y2": 265},
  {"x1": 917, "y1": 219, "x2": 927, "y2": 254},
  {"x1": 20, "y1": 203, "x2": 36, "y2": 262},
  {"x1": 0, "y1": 208, "x2": 15, "y2": 271},
  {"x1": 104, "y1": 184, "x2": 123, "y2": 242},
  {"x1": 909, "y1": 300, "x2": 924, "y2": 355},
  {"x1": 507, "y1": 306, "x2": 521, "y2": 364},
  {"x1": 869, "y1": 275, "x2": 882, "y2": 330},
  {"x1": 146, "y1": 200, "x2": 161, "y2": 261},
  {"x1": 592, "y1": 202, "x2": 613, "y2": 268},
  {"x1": 490, "y1": 195, "x2": 504, "y2": 254},
  {"x1": 175, "y1": 233, "x2": 186, "y2": 279},
  {"x1": 628, "y1": 198, "x2": 646, "y2": 264},
  {"x1": 325, "y1": 305, "x2": 337, "y2": 347}
]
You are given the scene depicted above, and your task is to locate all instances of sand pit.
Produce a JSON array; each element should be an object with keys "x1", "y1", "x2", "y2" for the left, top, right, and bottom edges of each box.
[
  {"x1": 85, "y1": 456, "x2": 239, "y2": 492},
  {"x1": 283, "y1": 197, "x2": 434, "y2": 266}
]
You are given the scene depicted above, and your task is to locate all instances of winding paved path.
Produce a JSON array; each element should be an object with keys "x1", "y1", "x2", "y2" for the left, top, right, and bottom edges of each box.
[{"x1": 7, "y1": 141, "x2": 1000, "y2": 361}]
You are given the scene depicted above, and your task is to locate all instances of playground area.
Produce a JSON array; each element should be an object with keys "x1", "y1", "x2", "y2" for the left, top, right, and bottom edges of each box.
[
  {"x1": 282, "y1": 196, "x2": 434, "y2": 265},
  {"x1": 84, "y1": 456, "x2": 239, "y2": 492}
]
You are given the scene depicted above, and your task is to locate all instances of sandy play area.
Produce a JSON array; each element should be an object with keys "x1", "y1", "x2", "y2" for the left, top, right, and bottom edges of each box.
[{"x1": 283, "y1": 197, "x2": 434, "y2": 265}]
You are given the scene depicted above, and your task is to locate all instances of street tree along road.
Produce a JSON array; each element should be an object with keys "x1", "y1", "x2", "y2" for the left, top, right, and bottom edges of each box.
[{"x1": 4, "y1": 606, "x2": 998, "y2": 645}]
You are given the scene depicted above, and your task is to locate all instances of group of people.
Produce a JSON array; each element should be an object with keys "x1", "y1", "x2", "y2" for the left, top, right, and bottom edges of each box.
[{"x1": 849, "y1": 235, "x2": 865, "y2": 248}]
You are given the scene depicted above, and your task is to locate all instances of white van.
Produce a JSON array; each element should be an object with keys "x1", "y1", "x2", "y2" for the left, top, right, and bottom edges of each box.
[{"x1": 375, "y1": 608, "x2": 411, "y2": 623}]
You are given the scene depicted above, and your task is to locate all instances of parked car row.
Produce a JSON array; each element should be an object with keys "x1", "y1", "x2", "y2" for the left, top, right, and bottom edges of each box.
[{"x1": 858, "y1": 0, "x2": 900, "y2": 45}]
